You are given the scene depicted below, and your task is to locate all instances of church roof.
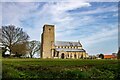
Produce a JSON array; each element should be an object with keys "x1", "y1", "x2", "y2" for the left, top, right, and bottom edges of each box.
[
  {"x1": 56, "y1": 48, "x2": 85, "y2": 52},
  {"x1": 55, "y1": 41, "x2": 82, "y2": 47}
]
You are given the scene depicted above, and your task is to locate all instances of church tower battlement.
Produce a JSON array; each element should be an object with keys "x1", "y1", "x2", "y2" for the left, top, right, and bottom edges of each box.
[{"x1": 41, "y1": 24, "x2": 55, "y2": 58}]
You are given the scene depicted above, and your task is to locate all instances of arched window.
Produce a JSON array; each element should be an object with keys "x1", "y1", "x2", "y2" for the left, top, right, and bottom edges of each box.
[
  {"x1": 68, "y1": 54, "x2": 69, "y2": 57},
  {"x1": 70, "y1": 53, "x2": 72, "y2": 58},
  {"x1": 57, "y1": 52, "x2": 59, "y2": 57}
]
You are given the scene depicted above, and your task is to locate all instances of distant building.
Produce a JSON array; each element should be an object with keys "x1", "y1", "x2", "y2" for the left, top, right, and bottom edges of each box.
[
  {"x1": 104, "y1": 54, "x2": 117, "y2": 59},
  {"x1": 112, "y1": 53, "x2": 117, "y2": 56},
  {"x1": 0, "y1": 29, "x2": 2, "y2": 49},
  {"x1": 41, "y1": 24, "x2": 88, "y2": 59}
]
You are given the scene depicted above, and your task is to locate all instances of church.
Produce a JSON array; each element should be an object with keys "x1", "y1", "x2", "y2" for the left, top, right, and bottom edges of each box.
[{"x1": 41, "y1": 24, "x2": 88, "y2": 59}]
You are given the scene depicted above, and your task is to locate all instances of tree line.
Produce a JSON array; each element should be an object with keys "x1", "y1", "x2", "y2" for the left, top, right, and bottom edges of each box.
[{"x1": 0, "y1": 25, "x2": 40, "y2": 58}]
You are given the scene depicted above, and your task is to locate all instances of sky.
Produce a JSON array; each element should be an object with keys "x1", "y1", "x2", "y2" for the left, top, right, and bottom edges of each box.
[{"x1": 1, "y1": 0, "x2": 119, "y2": 55}]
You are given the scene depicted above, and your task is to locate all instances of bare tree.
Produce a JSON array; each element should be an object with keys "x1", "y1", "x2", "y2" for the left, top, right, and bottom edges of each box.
[
  {"x1": 11, "y1": 42, "x2": 27, "y2": 57},
  {"x1": 1, "y1": 25, "x2": 29, "y2": 56},
  {"x1": 99, "y1": 54, "x2": 104, "y2": 59},
  {"x1": 27, "y1": 40, "x2": 40, "y2": 58}
]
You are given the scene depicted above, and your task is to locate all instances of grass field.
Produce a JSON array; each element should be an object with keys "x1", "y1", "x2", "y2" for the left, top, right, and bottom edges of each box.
[{"x1": 2, "y1": 58, "x2": 120, "y2": 79}]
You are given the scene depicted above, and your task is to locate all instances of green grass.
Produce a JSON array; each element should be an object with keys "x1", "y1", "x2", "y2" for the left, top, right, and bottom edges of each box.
[{"x1": 2, "y1": 58, "x2": 120, "y2": 79}]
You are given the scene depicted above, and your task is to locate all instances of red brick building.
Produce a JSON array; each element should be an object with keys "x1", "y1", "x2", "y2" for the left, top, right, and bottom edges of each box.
[{"x1": 104, "y1": 55, "x2": 117, "y2": 59}]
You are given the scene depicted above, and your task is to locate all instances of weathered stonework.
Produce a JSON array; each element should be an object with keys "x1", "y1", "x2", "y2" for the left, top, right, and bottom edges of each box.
[{"x1": 41, "y1": 25, "x2": 54, "y2": 58}]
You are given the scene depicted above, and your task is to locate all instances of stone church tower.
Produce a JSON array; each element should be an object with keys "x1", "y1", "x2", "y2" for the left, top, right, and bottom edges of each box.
[{"x1": 41, "y1": 24, "x2": 55, "y2": 58}]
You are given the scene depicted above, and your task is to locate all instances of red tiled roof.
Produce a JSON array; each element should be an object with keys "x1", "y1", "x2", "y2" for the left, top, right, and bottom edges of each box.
[{"x1": 104, "y1": 55, "x2": 117, "y2": 59}]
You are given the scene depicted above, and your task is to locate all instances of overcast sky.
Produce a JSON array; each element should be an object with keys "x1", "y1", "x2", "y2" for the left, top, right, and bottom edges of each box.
[{"x1": 1, "y1": 0, "x2": 118, "y2": 55}]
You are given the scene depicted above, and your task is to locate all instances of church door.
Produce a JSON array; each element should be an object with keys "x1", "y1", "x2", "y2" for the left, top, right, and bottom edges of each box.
[
  {"x1": 61, "y1": 53, "x2": 64, "y2": 59},
  {"x1": 74, "y1": 54, "x2": 76, "y2": 59}
]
